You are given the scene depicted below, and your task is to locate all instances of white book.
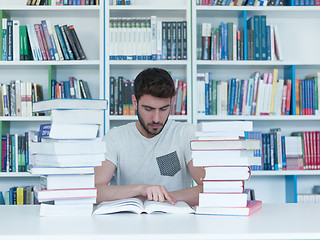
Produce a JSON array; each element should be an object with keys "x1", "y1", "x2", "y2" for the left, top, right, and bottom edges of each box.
[
  {"x1": 41, "y1": 174, "x2": 95, "y2": 190},
  {"x1": 195, "y1": 131, "x2": 245, "y2": 138},
  {"x1": 29, "y1": 24, "x2": 43, "y2": 60},
  {"x1": 151, "y1": 16, "x2": 157, "y2": 60},
  {"x1": 192, "y1": 149, "x2": 255, "y2": 159},
  {"x1": 199, "y1": 192, "x2": 248, "y2": 208},
  {"x1": 274, "y1": 79, "x2": 284, "y2": 116},
  {"x1": 202, "y1": 181, "x2": 244, "y2": 193},
  {"x1": 273, "y1": 25, "x2": 283, "y2": 60},
  {"x1": 203, "y1": 166, "x2": 251, "y2": 181},
  {"x1": 30, "y1": 153, "x2": 104, "y2": 167},
  {"x1": 246, "y1": 78, "x2": 254, "y2": 116},
  {"x1": 12, "y1": 20, "x2": 20, "y2": 61},
  {"x1": 26, "y1": 82, "x2": 33, "y2": 116},
  {"x1": 255, "y1": 79, "x2": 265, "y2": 116},
  {"x1": 93, "y1": 198, "x2": 194, "y2": 215},
  {"x1": 46, "y1": 19, "x2": 61, "y2": 61},
  {"x1": 197, "y1": 121, "x2": 253, "y2": 132},
  {"x1": 156, "y1": 20, "x2": 162, "y2": 60},
  {"x1": 50, "y1": 109, "x2": 104, "y2": 124},
  {"x1": 34, "y1": 184, "x2": 97, "y2": 201},
  {"x1": 54, "y1": 197, "x2": 96, "y2": 205},
  {"x1": 217, "y1": 81, "x2": 221, "y2": 115},
  {"x1": 197, "y1": 73, "x2": 205, "y2": 115},
  {"x1": 39, "y1": 123, "x2": 99, "y2": 139},
  {"x1": 270, "y1": 24, "x2": 276, "y2": 60},
  {"x1": 109, "y1": 19, "x2": 115, "y2": 59},
  {"x1": 192, "y1": 157, "x2": 261, "y2": 167},
  {"x1": 40, "y1": 203, "x2": 94, "y2": 216},
  {"x1": 30, "y1": 139, "x2": 106, "y2": 155},
  {"x1": 190, "y1": 139, "x2": 261, "y2": 151},
  {"x1": 29, "y1": 166, "x2": 95, "y2": 175},
  {"x1": 220, "y1": 81, "x2": 228, "y2": 115},
  {"x1": 20, "y1": 82, "x2": 27, "y2": 116},
  {"x1": 32, "y1": 98, "x2": 108, "y2": 112}
]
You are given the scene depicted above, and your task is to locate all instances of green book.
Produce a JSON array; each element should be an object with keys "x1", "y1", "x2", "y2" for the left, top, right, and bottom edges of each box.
[{"x1": 0, "y1": 10, "x2": 9, "y2": 60}]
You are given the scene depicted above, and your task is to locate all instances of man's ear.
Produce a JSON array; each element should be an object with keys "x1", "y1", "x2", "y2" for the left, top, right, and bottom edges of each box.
[{"x1": 132, "y1": 95, "x2": 138, "y2": 110}]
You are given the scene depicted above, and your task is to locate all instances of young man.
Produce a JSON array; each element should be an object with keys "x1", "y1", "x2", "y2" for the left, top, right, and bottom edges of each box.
[{"x1": 95, "y1": 68, "x2": 204, "y2": 206}]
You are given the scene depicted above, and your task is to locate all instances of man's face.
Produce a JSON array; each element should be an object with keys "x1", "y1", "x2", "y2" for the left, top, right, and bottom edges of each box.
[{"x1": 133, "y1": 94, "x2": 171, "y2": 138}]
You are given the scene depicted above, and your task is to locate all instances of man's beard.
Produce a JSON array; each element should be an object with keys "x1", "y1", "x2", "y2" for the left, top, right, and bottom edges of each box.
[{"x1": 137, "y1": 107, "x2": 169, "y2": 136}]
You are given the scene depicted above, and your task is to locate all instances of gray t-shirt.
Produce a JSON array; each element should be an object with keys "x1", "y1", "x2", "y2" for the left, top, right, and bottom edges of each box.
[{"x1": 103, "y1": 120, "x2": 196, "y2": 192}]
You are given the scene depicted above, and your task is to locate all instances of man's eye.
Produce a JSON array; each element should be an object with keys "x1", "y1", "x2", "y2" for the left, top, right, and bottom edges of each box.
[
  {"x1": 145, "y1": 108, "x2": 152, "y2": 111},
  {"x1": 160, "y1": 108, "x2": 168, "y2": 111}
]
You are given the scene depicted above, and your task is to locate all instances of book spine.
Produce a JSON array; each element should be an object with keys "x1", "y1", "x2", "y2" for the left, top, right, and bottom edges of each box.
[
  {"x1": 34, "y1": 24, "x2": 49, "y2": 61},
  {"x1": 41, "y1": 20, "x2": 55, "y2": 60},
  {"x1": 7, "y1": 20, "x2": 13, "y2": 61},
  {"x1": 60, "y1": 25, "x2": 74, "y2": 60},
  {"x1": 54, "y1": 25, "x2": 70, "y2": 60},
  {"x1": 62, "y1": 25, "x2": 80, "y2": 60},
  {"x1": 68, "y1": 25, "x2": 86, "y2": 60}
]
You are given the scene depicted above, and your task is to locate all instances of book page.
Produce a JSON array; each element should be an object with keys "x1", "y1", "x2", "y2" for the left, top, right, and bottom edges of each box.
[
  {"x1": 143, "y1": 200, "x2": 195, "y2": 214},
  {"x1": 93, "y1": 198, "x2": 144, "y2": 214}
]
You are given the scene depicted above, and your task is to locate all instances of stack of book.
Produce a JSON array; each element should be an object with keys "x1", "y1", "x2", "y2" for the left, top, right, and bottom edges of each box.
[
  {"x1": 192, "y1": 121, "x2": 263, "y2": 216},
  {"x1": 29, "y1": 98, "x2": 108, "y2": 216}
]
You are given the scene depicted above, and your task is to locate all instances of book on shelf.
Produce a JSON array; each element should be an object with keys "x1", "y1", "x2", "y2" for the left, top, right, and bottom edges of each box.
[
  {"x1": 195, "y1": 200, "x2": 262, "y2": 216},
  {"x1": 34, "y1": 184, "x2": 97, "y2": 201},
  {"x1": 38, "y1": 123, "x2": 99, "y2": 139},
  {"x1": 28, "y1": 166, "x2": 95, "y2": 175},
  {"x1": 40, "y1": 174, "x2": 95, "y2": 190},
  {"x1": 93, "y1": 198, "x2": 194, "y2": 215},
  {"x1": 190, "y1": 139, "x2": 261, "y2": 151},
  {"x1": 203, "y1": 166, "x2": 251, "y2": 181},
  {"x1": 32, "y1": 98, "x2": 108, "y2": 112}
]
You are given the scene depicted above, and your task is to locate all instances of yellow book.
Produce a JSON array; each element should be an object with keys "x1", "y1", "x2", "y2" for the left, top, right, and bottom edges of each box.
[
  {"x1": 295, "y1": 77, "x2": 300, "y2": 115},
  {"x1": 16, "y1": 187, "x2": 24, "y2": 205},
  {"x1": 269, "y1": 68, "x2": 278, "y2": 115}
]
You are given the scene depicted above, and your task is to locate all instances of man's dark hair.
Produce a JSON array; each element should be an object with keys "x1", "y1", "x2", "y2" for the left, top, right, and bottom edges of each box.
[{"x1": 134, "y1": 68, "x2": 176, "y2": 102}]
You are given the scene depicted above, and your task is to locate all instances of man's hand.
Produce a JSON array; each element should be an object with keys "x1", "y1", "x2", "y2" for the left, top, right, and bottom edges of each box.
[{"x1": 140, "y1": 185, "x2": 177, "y2": 205}]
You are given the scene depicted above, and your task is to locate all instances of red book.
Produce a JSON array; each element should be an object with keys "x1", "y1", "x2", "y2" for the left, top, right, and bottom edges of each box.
[
  {"x1": 181, "y1": 81, "x2": 187, "y2": 115},
  {"x1": 195, "y1": 200, "x2": 262, "y2": 216},
  {"x1": 285, "y1": 79, "x2": 292, "y2": 115},
  {"x1": 34, "y1": 24, "x2": 48, "y2": 61},
  {"x1": 316, "y1": 132, "x2": 320, "y2": 169},
  {"x1": 302, "y1": 132, "x2": 309, "y2": 170}
]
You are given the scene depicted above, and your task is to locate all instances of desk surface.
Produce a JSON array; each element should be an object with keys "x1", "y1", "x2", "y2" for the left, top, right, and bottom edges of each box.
[{"x1": 1, "y1": 203, "x2": 320, "y2": 240}]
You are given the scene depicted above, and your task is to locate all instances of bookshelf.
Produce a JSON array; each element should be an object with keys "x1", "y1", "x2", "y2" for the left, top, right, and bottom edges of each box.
[
  {"x1": 0, "y1": 0, "x2": 104, "y2": 195},
  {"x1": 104, "y1": 0, "x2": 192, "y2": 130},
  {"x1": 192, "y1": 3, "x2": 320, "y2": 203}
]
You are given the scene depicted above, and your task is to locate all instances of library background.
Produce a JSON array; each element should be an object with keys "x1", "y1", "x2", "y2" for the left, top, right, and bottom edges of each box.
[{"x1": 0, "y1": 0, "x2": 320, "y2": 206}]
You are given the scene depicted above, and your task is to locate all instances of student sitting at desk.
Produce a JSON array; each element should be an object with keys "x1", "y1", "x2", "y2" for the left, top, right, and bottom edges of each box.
[{"x1": 95, "y1": 68, "x2": 205, "y2": 206}]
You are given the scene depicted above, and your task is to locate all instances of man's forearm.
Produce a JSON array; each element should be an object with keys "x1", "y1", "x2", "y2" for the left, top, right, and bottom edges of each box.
[
  {"x1": 170, "y1": 185, "x2": 203, "y2": 207},
  {"x1": 96, "y1": 184, "x2": 144, "y2": 204}
]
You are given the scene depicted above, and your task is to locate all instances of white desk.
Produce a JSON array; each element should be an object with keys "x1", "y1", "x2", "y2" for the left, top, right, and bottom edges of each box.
[{"x1": 1, "y1": 203, "x2": 320, "y2": 240}]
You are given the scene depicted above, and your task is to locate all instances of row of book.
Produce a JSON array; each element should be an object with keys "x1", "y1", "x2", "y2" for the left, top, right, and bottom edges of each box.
[
  {"x1": 0, "y1": 81, "x2": 43, "y2": 117},
  {"x1": 50, "y1": 77, "x2": 92, "y2": 100},
  {"x1": 109, "y1": 76, "x2": 187, "y2": 116},
  {"x1": 200, "y1": 16, "x2": 282, "y2": 61},
  {"x1": 26, "y1": 0, "x2": 99, "y2": 5},
  {"x1": 197, "y1": 0, "x2": 287, "y2": 5},
  {"x1": 197, "y1": 70, "x2": 320, "y2": 116},
  {"x1": 109, "y1": 0, "x2": 132, "y2": 5},
  {"x1": 298, "y1": 185, "x2": 320, "y2": 203},
  {"x1": 1, "y1": 131, "x2": 35, "y2": 173},
  {"x1": 0, "y1": 186, "x2": 37, "y2": 205},
  {"x1": 193, "y1": 121, "x2": 262, "y2": 216},
  {"x1": 109, "y1": 17, "x2": 187, "y2": 61},
  {"x1": 1, "y1": 17, "x2": 86, "y2": 61}
]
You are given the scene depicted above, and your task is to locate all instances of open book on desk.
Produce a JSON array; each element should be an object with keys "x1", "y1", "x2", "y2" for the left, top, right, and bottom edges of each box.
[{"x1": 93, "y1": 198, "x2": 195, "y2": 215}]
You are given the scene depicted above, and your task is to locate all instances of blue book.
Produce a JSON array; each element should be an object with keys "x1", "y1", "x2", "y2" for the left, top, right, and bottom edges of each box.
[
  {"x1": 161, "y1": 22, "x2": 167, "y2": 60},
  {"x1": 229, "y1": 78, "x2": 236, "y2": 115},
  {"x1": 0, "y1": 192, "x2": 5, "y2": 205},
  {"x1": 221, "y1": 22, "x2": 228, "y2": 60},
  {"x1": 281, "y1": 136, "x2": 287, "y2": 170},
  {"x1": 51, "y1": 79, "x2": 57, "y2": 99},
  {"x1": 208, "y1": 73, "x2": 213, "y2": 115},
  {"x1": 266, "y1": 25, "x2": 271, "y2": 60},
  {"x1": 63, "y1": 81, "x2": 71, "y2": 99},
  {"x1": 247, "y1": 16, "x2": 261, "y2": 60},
  {"x1": 266, "y1": 133, "x2": 271, "y2": 170},
  {"x1": 260, "y1": 15, "x2": 267, "y2": 60},
  {"x1": 205, "y1": 73, "x2": 210, "y2": 115},
  {"x1": 9, "y1": 187, "x2": 17, "y2": 205},
  {"x1": 238, "y1": 79, "x2": 245, "y2": 115},
  {"x1": 54, "y1": 25, "x2": 70, "y2": 60},
  {"x1": 41, "y1": 20, "x2": 55, "y2": 60}
]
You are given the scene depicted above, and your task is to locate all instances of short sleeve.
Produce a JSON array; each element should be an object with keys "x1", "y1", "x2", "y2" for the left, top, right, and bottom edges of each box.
[
  {"x1": 180, "y1": 123, "x2": 196, "y2": 164},
  {"x1": 103, "y1": 128, "x2": 119, "y2": 167}
]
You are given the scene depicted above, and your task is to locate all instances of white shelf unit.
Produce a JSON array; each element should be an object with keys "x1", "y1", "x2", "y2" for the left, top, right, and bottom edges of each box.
[
  {"x1": 191, "y1": 4, "x2": 320, "y2": 203},
  {"x1": 0, "y1": 0, "x2": 104, "y2": 193},
  {"x1": 104, "y1": 0, "x2": 192, "y2": 130}
]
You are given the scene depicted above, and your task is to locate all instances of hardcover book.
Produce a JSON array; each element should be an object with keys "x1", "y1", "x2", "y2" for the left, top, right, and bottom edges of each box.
[{"x1": 93, "y1": 198, "x2": 194, "y2": 215}]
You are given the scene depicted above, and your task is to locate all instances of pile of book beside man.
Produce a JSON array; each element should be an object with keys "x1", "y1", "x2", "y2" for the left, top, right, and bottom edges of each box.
[
  {"x1": 192, "y1": 121, "x2": 262, "y2": 216},
  {"x1": 28, "y1": 98, "x2": 107, "y2": 216}
]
